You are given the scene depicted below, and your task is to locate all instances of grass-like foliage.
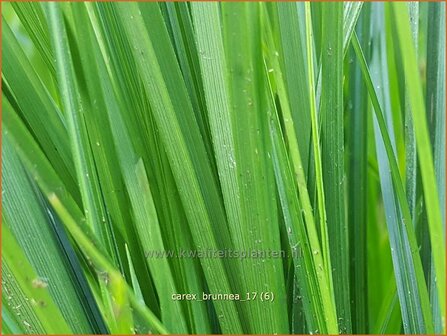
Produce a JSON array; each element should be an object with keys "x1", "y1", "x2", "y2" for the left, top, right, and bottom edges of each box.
[{"x1": 2, "y1": 2, "x2": 445, "y2": 334}]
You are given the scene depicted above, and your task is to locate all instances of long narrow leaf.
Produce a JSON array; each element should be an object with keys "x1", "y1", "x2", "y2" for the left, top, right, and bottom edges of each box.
[{"x1": 393, "y1": 4, "x2": 446, "y2": 331}]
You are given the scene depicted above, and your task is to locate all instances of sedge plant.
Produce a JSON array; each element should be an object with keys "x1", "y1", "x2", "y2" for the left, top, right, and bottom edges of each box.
[{"x1": 1, "y1": 2, "x2": 445, "y2": 334}]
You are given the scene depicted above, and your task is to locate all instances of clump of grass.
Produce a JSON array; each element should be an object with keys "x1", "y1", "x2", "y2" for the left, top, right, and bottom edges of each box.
[{"x1": 2, "y1": 2, "x2": 445, "y2": 334}]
